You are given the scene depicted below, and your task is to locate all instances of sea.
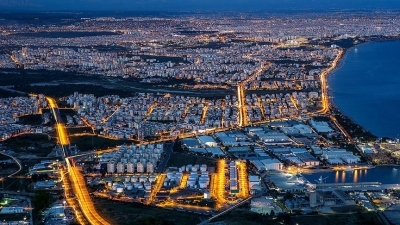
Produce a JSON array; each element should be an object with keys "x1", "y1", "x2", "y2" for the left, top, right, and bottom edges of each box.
[
  {"x1": 302, "y1": 166, "x2": 400, "y2": 184},
  {"x1": 328, "y1": 40, "x2": 400, "y2": 139}
]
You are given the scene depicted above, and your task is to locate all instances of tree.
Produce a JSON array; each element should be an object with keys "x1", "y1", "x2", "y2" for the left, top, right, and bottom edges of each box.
[
  {"x1": 270, "y1": 210, "x2": 275, "y2": 217},
  {"x1": 33, "y1": 190, "x2": 52, "y2": 211}
]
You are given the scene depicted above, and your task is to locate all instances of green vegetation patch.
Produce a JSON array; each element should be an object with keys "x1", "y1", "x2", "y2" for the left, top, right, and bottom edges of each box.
[
  {"x1": 69, "y1": 135, "x2": 135, "y2": 151},
  {"x1": 93, "y1": 198, "x2": 201, "y2": 225},
  {"x1": 2, "y1": 133, "x2": 56, "y2": 157},
  {"x1": 0, "y1": 89, "x2": 25, "y2": 98},
  {"x1": 14, "y1": 84, "x2": 135, "y2": 99},
  {"x1": 289, "y1": 212, "x2": 383, "y2": 225},
  {"x1": 166, "y1": 153, "x2": 216, "y2": 168},
  {"x1": 17, "y1": 114, "x2": 42, "y2": 126}
]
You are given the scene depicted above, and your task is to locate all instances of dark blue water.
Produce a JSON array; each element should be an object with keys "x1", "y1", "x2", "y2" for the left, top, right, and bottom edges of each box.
[
  {"x1": 303, "y1": 166, "x2": 400, "y2": 184},
  {"x1": 329, "y1": 41, "x2": 400, "y2": 138}
]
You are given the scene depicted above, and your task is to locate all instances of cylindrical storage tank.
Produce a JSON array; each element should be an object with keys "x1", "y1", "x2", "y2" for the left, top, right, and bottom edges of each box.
[
  {"x1": 134, "y1": 182, "x2": 141, "y2": 188},
  {"x1": 149, "y1": 175, "x2": 156, "y2": 183},
  {"x1": 139, "y1": 175, "x2": 147, "y2": 182},
  {"x1": 136, "y1": 162, "x2": 144, "y2": 173},
  {"x1": 144, "y1": 182, "x2": 151, "y2": 191},
  {"x1": 187, "y1": 180, "x2": 195, "y2": 188},
  {"x1": 117, "y1": 162, "x2": 125, "y2": 173},
  {"x1": 200, "y1": 164, "x2": 207, "y2": 172},
  {"x1": 107, "y1": 162, "x2": 115, "y2": 174},
  {"x1": 126, "y1": 184, "x2": 133, "y2": 190},
  {"x1": 199, "y1": 181, "x2": 207, "y2": 189},
  {"x1": 163, "y1": 178, "x2": 170, "y2": 187},
  {"x1": 127, "y1": 162, "x2": 134, "y2": 173},
  {"x1": 116, "y1": 187, "x2": 124, "y2": 193},
  {"x1": 146, "y1": 162, "x2": 154, "y2": 173}
]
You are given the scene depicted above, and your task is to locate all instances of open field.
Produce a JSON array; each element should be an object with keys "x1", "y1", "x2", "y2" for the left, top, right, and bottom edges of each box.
[
  {"x1": 289, "y1": 212, "x2": 383, "y2": 225},
  {"x1": 93, "y1": 198, "x2": 202, "y2": 225},
  {"x1": 69, "y1": 135, "x2": 136, "y2": 151},
  {"x1": 17, "y1": 114, "x2": 42, "y2": 126},
  {"x1": 2, "y1": 133, "x2": 56, "y2": 157},
  {"x1": 166, "y1": 152, "x2": 216, "y2": 168}
]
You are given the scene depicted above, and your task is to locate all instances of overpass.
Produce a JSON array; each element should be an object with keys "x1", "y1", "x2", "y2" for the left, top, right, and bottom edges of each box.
[{"x1": 198, "y1": 196, "x2": 253, "y2": 225}]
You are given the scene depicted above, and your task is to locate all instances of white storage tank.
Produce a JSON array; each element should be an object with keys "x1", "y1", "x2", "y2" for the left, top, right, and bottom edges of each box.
[
  {"x1": 139, "y1": 174, "x2": 147, "y2": 183},
  {"x1": 149, "y1": 174, "x2": 156, "y2": 183},
  {"x1": 137, "y1": 162, "x2": 144, "y2": 173},
  {"x1": 116, "y1": 187, "x2": 124, "y2": 193},
  {"x1": 200, "y1": 164, "x2": 207, "y2": 172},
  {"x1": 134, "y1": 182, "x2": 142, "y2": 188},
  {"x1": 199, "y1": 181, "x2": 207, "y2": 189},
  {"x1": 131, "y1": 175, "x2": 138, "y2": 182},
  {"x1": 163, "y1": 178, "x2": 170, "y2": 187},
  {"x1": 146, "y1": 162, "x2": 154, "y2": 173},
  {"x1": 127, "y1": 162, "x2": 134, "y2": 173},
  {"x1": 107, "y1": 162, "x2": 115, "y2": 174},
  {"x1": 126, "y1": 184, "x2": 133, "y2": 191},
  {"x1": 144, "y1": 182, "x2": 151, "y2": 191},
  {"x1": 117, "y1": 162, "x2": 125, "y2": 173}
]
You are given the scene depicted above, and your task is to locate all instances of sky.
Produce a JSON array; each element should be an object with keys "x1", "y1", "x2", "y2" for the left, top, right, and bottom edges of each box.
[{"x1": 1, "y1": 0, "x2": 400, "y2": 11}]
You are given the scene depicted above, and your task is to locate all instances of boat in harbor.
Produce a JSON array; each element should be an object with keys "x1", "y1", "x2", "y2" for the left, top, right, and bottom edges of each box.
[{"x1": 345, "y1": 166, "x2": 353, "y2": 172}]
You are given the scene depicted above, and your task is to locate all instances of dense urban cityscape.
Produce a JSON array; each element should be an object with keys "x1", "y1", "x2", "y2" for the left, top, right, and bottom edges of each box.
[{"x1": 0, "y1": 8, "x2": 400, "y2": 225}]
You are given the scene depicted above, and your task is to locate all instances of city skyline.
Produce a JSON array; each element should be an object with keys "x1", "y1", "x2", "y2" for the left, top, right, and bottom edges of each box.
[{"x1": 1, "y1": 0, "x2": 400, "y2": 11}]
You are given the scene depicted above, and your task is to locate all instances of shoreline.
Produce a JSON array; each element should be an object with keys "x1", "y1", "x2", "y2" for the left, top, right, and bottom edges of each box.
[{"x1": 324, "y1": 35, "x2": 400, "y2": 140}]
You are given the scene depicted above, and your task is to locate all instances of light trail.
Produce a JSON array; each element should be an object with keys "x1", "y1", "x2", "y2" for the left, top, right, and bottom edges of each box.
[
  {"x1": 66, "y1": 159, "x2": 111, "y2": 225},
  {"x1": 0, "y1": 151, "x2": 22, "y2": 178},
  {"x1": 46, "y1": 95, "x2": 111, "y2": 225},
  {"x1": 179, "y1": 173, "x2": 189, "y2": 189},
  {"x1": 146, "y1": 174, "x2": 166, "y2": 205},
  {"x1": 215, "y1": 159, "x2": 226, "y2": 208},
  {"x1": 318, "y1": 49, "x2": 343, "y2": 114},
  {"x1": 289, "y1": 95, "x2": 299, "y2": 111},
  {"x1": 236, "y1": 63, "x2": 271, "y2": 127},
  {"x1": 101, "y1": 106, "x2": 121, "y2": 123},
  {"x1": 200, "y1": 102, "x2": 209, "y2": 124},
  {"x1": 236, "y1": 161, "x2": 249, "y2": 199},
  {"x1": 60, "y1": 168, "x2": 87, "y2": 225}
]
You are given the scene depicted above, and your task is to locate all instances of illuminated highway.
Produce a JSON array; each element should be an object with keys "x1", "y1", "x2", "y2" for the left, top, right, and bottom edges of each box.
[
  {"x1": 179, "y1": 173, "x2": 189, "y2": 189},
  {"x1": 46, "y1": 96, "x2": 71, "y2": 156},
  {"x1": 318, "y1": 49, "x2": 343, "y2": 114},
  {"x1": 46, "y1": 96, "x2": 111, "y2": 224},
  {"x1": 0, "y1": 151, "x2": 22, "y2": 178},
  {"x1": 215, "y1": 159, "x2": 226, "y2": 208},
  {"x1": 66, "y1": 159, "x2": 111, "y2": 225},
  {"x1": 237, "y1": 63, "x2": 270, "y2": 127},
  {"x1": 236, "y1": 161, "x2": 249, "y2": 199},
  {"x1": 59, "y1": 168, "x2": 87, "y2": 225},
  {"x1": 146, "y1": 174, "x2": 166, "y2": 205}
]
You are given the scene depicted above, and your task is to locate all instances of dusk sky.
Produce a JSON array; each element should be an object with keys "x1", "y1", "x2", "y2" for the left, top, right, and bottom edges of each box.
[{"x1": 1, "y1": 0, "x2": 400, "y2": 11}]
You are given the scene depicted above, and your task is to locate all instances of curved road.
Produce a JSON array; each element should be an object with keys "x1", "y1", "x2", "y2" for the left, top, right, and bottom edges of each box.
[{"x1": 0, "y1": 151, "x2": 22, "y2": 178}]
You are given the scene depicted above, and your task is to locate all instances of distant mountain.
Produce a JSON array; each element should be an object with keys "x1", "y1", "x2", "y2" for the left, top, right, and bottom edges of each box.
[{"x1": 1, "y1": 0, "x2": 400, "y2": 11}]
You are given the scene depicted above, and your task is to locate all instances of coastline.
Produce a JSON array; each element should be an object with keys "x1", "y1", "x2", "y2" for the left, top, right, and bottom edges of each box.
[{"x1": 324, "y1": 35, "x2": 400, "y2": 140}]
